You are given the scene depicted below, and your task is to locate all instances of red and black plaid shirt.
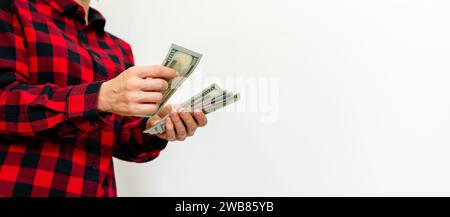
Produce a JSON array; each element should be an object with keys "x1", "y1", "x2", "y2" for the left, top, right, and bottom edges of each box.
[{"x1": 0, "y1": 0, "x2": 168, "y2": 197}]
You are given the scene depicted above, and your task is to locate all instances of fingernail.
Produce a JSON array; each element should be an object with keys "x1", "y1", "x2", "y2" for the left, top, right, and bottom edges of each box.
[{"x1": 175, "y1": 71, "x2": 180, "y2": 76}]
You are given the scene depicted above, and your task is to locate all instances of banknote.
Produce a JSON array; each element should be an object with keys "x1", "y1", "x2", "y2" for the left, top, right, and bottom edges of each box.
[
  {"x1": 153, "y1": 44, "x2": 203, "y2": 116},
  {"x1": 143, "y1": 83, "x2": 240, "y2": 135}
]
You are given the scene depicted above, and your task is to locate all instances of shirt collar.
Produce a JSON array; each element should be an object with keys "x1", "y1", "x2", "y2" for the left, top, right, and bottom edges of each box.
[{"x1": 42, "y1": 0, "x2": 106, "y2": 32}]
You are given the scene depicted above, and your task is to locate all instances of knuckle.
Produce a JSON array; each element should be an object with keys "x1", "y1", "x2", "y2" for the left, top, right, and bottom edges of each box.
[
  {"x1": 152, "y1": 79, "x2": 167, "y2": 90},
  {"x1": 126, "y1": 104, "x2": 135, "y2": 112},
  {"x1": 124, "y1": 81, "x2": 135, "y2": 91},
  {"x1": 189, "y1": 124, "x2": 197, "y2": 131},
  {"x1": 153, "y1": 65, "x2": 164, "y2": 73},
  {"x1": 124, "y1": 92, "x2": 135, "y2": 102},
  {"x1": 170, "y1": 113, "x2": 178, "y2": 120}
]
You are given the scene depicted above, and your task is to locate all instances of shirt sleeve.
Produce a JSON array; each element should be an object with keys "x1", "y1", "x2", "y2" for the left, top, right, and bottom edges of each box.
[
  {"x1": 113, "y1": 117, "x2": 168, "y2": 163},
  {"x1": 0, "y1": 3, "x2": 110, "y2": 138}
]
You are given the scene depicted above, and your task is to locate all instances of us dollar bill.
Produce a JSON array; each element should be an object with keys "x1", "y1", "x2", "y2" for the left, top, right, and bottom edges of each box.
[
  {"x1": 179, "y1": 83, "x2": 224, "y2": 111},
  {"x1": 143, "y1": 83, "x2": 240, "y2": 135},
  {"x1": 154, "y1": 44, "x2": 203, "y2": 116},
  {"x1": 146, "y1": 93, "x2": 240, "y2": 135},
  {"x1": 145, "y1": 84, "x2": 223, "y2": 131},
  {"x1": 143, "y1": 83, "x2": 224, "y2": 134}
]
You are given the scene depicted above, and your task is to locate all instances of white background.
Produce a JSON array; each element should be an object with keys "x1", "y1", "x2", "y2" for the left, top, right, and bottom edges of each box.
[{"x1": 91, "y1": 0, "x2": 450, "y2": 196}]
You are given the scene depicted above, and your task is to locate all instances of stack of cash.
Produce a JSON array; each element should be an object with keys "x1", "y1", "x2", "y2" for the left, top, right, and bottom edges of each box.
[
  {"x1": 144, "y1": 83, "x2": 240, "y2": 135},
  {"x1": 142, "y1": 44, "x2": 240, "y2": 134}
]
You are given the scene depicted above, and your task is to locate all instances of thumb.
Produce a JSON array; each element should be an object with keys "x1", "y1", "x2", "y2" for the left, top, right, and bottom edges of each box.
[
  {"x1": 158, "y1": 105, "x2": 175, "y2": 117},
  {"x1": 146, "y1": 115, "x2": 162, "y2": 128}
]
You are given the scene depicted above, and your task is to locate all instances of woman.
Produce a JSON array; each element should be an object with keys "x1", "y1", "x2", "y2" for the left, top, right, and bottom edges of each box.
[{"x1": 0, "y1": 0, "x2": 207, "y2": 197}]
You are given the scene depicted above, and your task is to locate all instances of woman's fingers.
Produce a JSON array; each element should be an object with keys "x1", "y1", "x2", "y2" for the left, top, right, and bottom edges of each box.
[
  {"x1": 140, "y1": 78, "x2": 169, "y2": 91},
  {"x1": 137, "y1": 92, "x2": 163, "y2": 103},
  {"x1": 170, "y1": 112, "x2": 187, "y2": 141},
  {"x1": 179, "y1": 111, "x2": 198, "y2": 136},
  {"x1": 132, "y1": 104, "x2": 158, "y2": 115},
  {"x1": 136, "y1": 66, "x2": 178, "y2": 80},
  {"x1": 165, "y1": 117, "x2": 176, "y2": 141},
  {"x1": 152, "y1": 107, "x2": 209, "y2": 142},
  {"x1": 193, "y1": 111, "x2": 208, "y2": 127}
]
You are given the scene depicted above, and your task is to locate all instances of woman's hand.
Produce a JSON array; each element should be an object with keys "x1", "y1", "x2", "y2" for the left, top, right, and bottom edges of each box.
[
  {"x1": 97, "y1": 65, "x2": 178, "y2": 116},
  {"x1": 147, "y1": 105, "x2": 208, "y2": 141}
]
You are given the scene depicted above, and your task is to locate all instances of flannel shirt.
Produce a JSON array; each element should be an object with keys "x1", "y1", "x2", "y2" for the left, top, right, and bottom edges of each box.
[{"x1": 0, "y1": 0, "x2": 168, "y2": 197}]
